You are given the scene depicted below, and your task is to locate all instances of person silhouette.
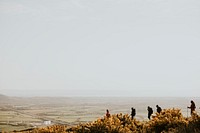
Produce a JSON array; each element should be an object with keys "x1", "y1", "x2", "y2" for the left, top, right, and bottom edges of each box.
[
  {"x1": 156, "y1": 105, "x2": 162, "y2": 114},
  {"x1": 188, "y1": 100, "x2": 196, "y2": 115},
  {"x1": 131, "y1": 107, "x2": 136, "y2": 119},
  {"x1": 147, "y1": 106, "x2": 153, "y2": 119},
  {"x1": 106, "y1": 109, "x2": 110, "y2": 118}
]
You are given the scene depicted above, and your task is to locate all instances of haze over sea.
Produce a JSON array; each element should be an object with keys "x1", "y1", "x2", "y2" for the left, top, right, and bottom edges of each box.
[{"x1": 1, "y1": 0, "x2": 200, "y2": 98}]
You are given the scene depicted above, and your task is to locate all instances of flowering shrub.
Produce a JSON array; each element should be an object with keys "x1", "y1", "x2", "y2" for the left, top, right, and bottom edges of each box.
[
  {"x1": 17, "y1": 108, "x2": 200, "y2": 133},
  {"x1": 65, "y1": 109, "x2": 200, "y2": 133},
  {"x1": 144, "y1": 108, "x2": 188, "y2": 133},
  {"x1": 30, "y1": 125, "x2": 67, "y2": 133},
  {"x1": 66, "y1": 113, "x2": 144, "y2": 133},
  {"x1": 177, "y1": 112, "x2": 200, "y2": 133}
]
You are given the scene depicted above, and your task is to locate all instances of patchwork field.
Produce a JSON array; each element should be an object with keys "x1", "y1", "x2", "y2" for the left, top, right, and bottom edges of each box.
[{"x1": 0, "y1": 96, "x2": 200, "y2": 132}]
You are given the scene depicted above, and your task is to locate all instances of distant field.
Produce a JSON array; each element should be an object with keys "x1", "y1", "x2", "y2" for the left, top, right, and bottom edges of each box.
[
  {"x1": 0, "y1": 110, "x2": 43, "y2": 132},
  {"x1": 0, "y1": 97, "x2": 200, "y2": 132},
  {"x1": 0, "y1": 105, "x2": 104, "y2": 131},
  {"x1": 0, "y1": 111, "x2": 41, "y2": 122}
]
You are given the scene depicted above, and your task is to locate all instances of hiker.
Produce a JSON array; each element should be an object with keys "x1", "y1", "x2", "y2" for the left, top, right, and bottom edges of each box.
[
  {"x1": 131, "y1": 107, "x2": 136, "y2": 119},
  {"x1": 156, "y1": 105, "x2": 162, "y2": 113},
  {"x1": 147, "y1": 106, "x2": 153, "y2": 119},
  {"x1": 106, "y1": 109, "x2": 110, "y2": 118},
  {"x1": 188, "y1": 100, "x2": 196, "y2": 115}
]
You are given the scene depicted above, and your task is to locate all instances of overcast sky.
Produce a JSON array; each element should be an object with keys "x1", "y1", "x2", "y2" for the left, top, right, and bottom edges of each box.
[{"x1": 0, "y1": 0, "x2": 200, "y2": 97}]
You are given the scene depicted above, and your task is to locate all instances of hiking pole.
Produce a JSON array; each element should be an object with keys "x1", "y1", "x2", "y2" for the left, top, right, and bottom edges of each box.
[{"x1": 187, "y1": 107, "x2": 188, "y2": 118}]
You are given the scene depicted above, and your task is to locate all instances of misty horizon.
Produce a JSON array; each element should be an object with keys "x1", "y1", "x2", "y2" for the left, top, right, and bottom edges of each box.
[{"x1": 1, "y1": 0, "x2": 200, "y2": 97}]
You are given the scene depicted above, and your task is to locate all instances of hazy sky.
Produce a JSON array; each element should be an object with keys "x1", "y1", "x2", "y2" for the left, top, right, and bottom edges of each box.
[{"x1": 0, "y1": 0, "x2": 200, "y2": 97}]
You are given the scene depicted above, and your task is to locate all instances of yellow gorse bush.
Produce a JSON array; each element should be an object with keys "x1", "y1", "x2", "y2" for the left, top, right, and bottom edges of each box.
[
  {"x1": 145, "y1": 108, "x2": 189, "y2": 132},
  {"x1": 17, "y1": 108, "x2": 200, "y2": 133},
  {"x1": 66, "y1": 113, "x2": 144, "y2": 133},
  {"x1": 32, "y1": 125, "x2": 67, "y2": 133}
]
